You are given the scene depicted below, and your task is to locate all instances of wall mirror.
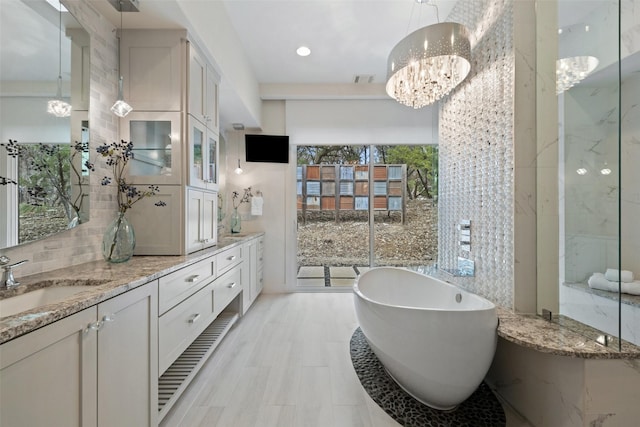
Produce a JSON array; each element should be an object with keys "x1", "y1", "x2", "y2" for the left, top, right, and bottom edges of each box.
[{"x1": 0, "y1": 0, "x2": 90, "y2": 249}]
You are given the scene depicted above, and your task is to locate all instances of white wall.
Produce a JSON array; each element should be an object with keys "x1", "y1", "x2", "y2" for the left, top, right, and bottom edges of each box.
[{"x1": 286, "y1": 99, "x2": 436, "y2": 146}]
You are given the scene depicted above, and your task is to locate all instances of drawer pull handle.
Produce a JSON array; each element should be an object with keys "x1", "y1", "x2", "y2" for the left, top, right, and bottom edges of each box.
[
  {"x1": 102, "y1": 314, "x2": 116, "y2": 323},
  {"x1": 188, "y1": 313, "x2": 201, "y2": 324},
  {"x1": 227, "y1": 255, "x2": 236, "y2": 261},
  {"x1": 187, "y1": 275, "x2": 200, "y2": 283},
  {"x1": 228, "y1": 282, "x2": 237, "y2": 289}
]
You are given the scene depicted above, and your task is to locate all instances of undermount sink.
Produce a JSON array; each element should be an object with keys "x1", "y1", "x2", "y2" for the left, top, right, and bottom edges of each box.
[{"x1": 0, "y1": 284, "x2": 98, "y2": 319}]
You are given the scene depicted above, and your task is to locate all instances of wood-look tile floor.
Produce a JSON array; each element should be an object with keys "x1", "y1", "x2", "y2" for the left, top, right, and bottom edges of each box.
[{"x1": 159, "y1": 292, "x2": 531, "y2": 427}]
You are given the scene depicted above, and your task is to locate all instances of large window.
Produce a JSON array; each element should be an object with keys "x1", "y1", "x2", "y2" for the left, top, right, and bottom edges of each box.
[{"x1": 295, "y1": 144, "x2": 438, "y2": 289}]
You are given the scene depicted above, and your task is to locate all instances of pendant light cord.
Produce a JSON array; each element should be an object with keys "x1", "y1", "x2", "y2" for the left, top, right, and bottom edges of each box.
[
  {"x1": 406, "y1": 0, "x2": 440, "y2": 35},
  {"x1": 57, "y1": 5, "x2": 62, "y2": 81},
  {"x1": 118, "y1": 1, "x2": 123, "y2": 80}
]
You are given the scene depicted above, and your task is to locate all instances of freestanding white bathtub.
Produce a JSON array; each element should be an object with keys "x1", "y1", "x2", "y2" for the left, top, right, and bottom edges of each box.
[{"x1": 353, "y1": 267, "x2": 498, "y2": 410}]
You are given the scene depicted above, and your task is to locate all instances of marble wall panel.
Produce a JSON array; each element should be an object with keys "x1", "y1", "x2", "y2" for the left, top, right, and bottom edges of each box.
[{"x1": 486, "y1": 339, "x2": 585, "y2": 426}]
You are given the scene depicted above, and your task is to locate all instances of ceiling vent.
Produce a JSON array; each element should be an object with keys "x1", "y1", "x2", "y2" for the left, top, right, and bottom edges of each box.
[
  {"x1": 108, "y1": 0, "x2": 140, "y2": 12},
  {"x1": 354, "y1": 74, "x2": 375, "y2": 84}
]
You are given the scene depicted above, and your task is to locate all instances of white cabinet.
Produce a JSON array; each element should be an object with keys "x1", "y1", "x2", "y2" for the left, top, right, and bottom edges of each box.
[
  {"x1": 121, "y1": 111, "x2": 183, "y2": 186},
  {"x1": 188, "y1": 42, "x2": 219, "y2": 128},
  {"x1": 0, "y1": 280, "x2": 158, "y2": 427},
  {"x1": 120, "y1": 30, "x2": 185, "y2": 112},
  {"x1": 97, "y1": 282, "x2": 158, "y2": 427},
  {"x1": 127, "y1": 185, "x2": 183, "y2": 256},
  {"x1": 0, "y1": 307, "x2": 97, "y2": 427},
  {"x1": 119, "y1": 30, "x2": 220, "y2": 255},
  {"x1": 187, "y1": 188, "x2": 218, "y2": 253},
  {"x1": 157, "y1": 247, "x2": 242, "y2": 420},
  {"x1": 187, "y1": 115, "x2": 218, "y2": 190},
  {"x1": 242, "y1": 235, "x2": 264, "y2": 314},
  {"x1": 187, "y1": 42, "x2": 219, "y2": 191}
]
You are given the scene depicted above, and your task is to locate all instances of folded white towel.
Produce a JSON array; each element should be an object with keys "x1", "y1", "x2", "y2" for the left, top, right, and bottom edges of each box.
[
  {"x1": 622, "y1": 282, "x2": 640, "y2": 296},
  {"x1": 604, "y1": 268, "x2": 634, "y2": 283},
  {"x1": 251, "y1": 196, "x2": 263, "y2": 216},
  {"x1": 588, "y1": 273, "x2": 640, "y2": 296},
  {"x1": 588, "y1": 273, "x2": 613, "y2": 291}
]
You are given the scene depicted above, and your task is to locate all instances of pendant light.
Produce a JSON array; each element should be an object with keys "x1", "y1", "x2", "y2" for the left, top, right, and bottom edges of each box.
[
  {"x1": 47, "y1": 1, "x2": 72, "y2": 117},
  {"x1": 386, "y1": 1, "x2": 471, "y2": 109},
  {"x1": 234, "y1": 158, "x2": 243, "y2": 175},
  {"x1": 111, "y1": 1, "x2": 133, "y2": 117},
  {"x1": 232, "y1": 123, "x2": 244, "y2": 174}
]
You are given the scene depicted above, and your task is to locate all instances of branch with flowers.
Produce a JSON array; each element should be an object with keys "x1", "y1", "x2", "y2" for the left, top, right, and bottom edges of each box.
[
  {"x1": 94, "y1": 140, "x2": 166, "y2": 213},
  {"x1": 232, "y1": 187, "x2": 253, "y2": 209},
  {"x1": 94, "y1": 140, "x2": 165, "y2": 262}
]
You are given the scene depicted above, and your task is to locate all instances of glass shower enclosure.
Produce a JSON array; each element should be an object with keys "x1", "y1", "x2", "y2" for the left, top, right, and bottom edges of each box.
[{"x1": 538, "y1": 0, "x2": 639, "y2": 349}]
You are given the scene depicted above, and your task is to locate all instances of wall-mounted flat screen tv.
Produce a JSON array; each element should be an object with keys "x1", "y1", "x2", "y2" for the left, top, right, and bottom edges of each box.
[{"x1": 245, "y1": 134, "x2": 289, "y2": 163}]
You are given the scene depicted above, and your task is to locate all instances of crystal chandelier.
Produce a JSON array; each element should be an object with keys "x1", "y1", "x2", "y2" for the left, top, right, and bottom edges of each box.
[
  {"x1": 386, "y1": 22, "x2": 471, "y2": 109},
  {"x1": 47, "y1": 2, "x2": 72, "y2": 117},
  {"x1": 556, "y1": 56, "x2": 599, "y2": 95}
]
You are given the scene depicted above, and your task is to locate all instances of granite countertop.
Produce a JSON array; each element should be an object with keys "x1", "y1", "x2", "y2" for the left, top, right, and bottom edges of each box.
[
  {"x1": 0, "y1": 233, "x2": 263, "y2": 344},
  {"x1": 426, "y1": 268, "x2": 640, "y2": 359},
  {"x1": 496, "y1": 307, "x2": 640, "y2": 359}
]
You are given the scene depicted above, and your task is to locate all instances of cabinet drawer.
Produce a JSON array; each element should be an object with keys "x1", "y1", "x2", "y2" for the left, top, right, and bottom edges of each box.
[
  {"x1": 216, "y1": 246, "x2": 242, "y2": 275},
  {"x1": 159, "y1": 257, "x2": 215, "y2": 315},
  {"x1": 158, "y1": 283, "x2": 214, "y2": 374},
  {"x1": 213, "y1": 266, "x2": 242, "y2": 316}
]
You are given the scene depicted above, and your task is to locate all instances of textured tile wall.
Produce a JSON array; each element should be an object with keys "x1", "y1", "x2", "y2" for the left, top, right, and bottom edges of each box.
[
  {"x1": 438, "y1": 0, "x2": 516, "y2": 308},
  {"x1": 2, "y1": 0, "x2": 119, "y2": 276}
]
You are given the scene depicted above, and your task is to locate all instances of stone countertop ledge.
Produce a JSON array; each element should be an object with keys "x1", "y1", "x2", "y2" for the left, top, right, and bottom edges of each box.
[
  {"x1": 496, "y1": 307, "x2": 640, "y2": 359},
  {"x1": 0, "y1": 233, "x2": 264, "y2": 344}
]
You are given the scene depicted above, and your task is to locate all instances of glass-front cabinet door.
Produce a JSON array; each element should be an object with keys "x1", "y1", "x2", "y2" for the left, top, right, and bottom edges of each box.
[
  {"x1": 120, "y1": 112, "x2": 182, "y2": 185},
  {"x1": 187, "y1": 115, "x2": 218, "y2": 190},
  {"x1": 206, "y1": 131, "x2": 217, "y2": 189}
]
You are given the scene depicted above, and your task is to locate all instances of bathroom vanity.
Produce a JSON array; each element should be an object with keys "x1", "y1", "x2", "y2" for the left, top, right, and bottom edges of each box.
[{"x1": 0, "y1": 233, "x2": 263, "y2": 426}]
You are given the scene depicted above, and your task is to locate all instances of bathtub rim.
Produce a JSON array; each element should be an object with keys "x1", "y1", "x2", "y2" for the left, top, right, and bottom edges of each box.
[{"x1": 353, "y1": 266, "x2": 496, "y2": 313}]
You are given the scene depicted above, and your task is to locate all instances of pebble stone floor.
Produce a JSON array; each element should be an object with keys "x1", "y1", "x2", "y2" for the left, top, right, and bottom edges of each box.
[{"x1": 350, "y1": 328, "x2": 506, "y2": 427}]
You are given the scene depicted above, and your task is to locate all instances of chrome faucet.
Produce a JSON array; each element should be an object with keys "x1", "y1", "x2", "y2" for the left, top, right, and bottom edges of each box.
[{"x1": 0, "y1": 255, "x2": 29, "y2": 289}]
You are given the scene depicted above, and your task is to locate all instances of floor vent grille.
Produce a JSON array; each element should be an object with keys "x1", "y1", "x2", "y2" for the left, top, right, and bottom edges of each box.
[{"x1": 158, "y1": 311, "x2": 239, "y2": 419}]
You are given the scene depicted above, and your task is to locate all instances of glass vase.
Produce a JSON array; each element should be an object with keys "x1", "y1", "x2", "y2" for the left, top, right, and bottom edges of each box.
[
  {"x1": 230, "y1": 207, "x2": 241, "y2": 233},
  {"x1": 102, "y1": 212, "x2": 136, "y2": 263}
]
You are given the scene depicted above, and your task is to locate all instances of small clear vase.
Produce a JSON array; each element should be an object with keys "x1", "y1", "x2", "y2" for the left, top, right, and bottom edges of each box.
[
  {"x1": 102, "y1": 212, "x2": 136, "y2": 263},
  {"x1": 230, "y1": 207, "x2": 241, "y2": 233}
]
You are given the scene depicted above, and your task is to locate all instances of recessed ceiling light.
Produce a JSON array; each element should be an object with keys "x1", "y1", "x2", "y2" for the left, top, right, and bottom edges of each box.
[{"x1": 296, "y1": 46, "x2": 311, "y2": 57}]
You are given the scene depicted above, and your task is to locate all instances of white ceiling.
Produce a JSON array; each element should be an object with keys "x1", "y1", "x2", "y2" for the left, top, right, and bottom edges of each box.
[
  {"x1": 3, "y1": 0, "x2": 623, "y2": 130},
  {"x1": 91, "y1": 0, "x2": 458, "y2": 86},
  {"x1": 221, "y1": 0, "x2": 457, "y2": 85}
]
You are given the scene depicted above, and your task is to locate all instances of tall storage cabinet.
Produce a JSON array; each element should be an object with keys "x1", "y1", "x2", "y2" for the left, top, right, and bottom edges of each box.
[{"x1": 119, "y1": 30, "x2": 220, "y2": 255}]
